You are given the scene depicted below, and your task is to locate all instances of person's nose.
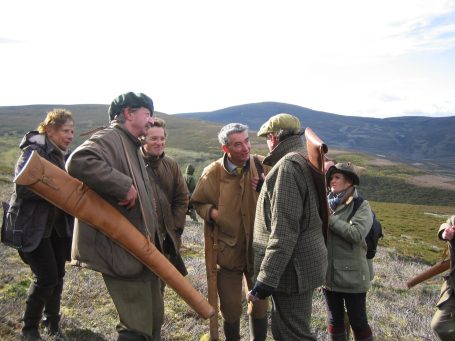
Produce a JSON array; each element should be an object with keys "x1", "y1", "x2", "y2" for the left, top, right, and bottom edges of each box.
[{"x1": 148, "y1": 117, "x2": 155, "y2": 124}]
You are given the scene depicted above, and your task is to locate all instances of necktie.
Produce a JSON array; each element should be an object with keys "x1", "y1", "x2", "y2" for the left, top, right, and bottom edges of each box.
[{"x1": 235, "y1": 167, "x2": 243, "y2": 176}]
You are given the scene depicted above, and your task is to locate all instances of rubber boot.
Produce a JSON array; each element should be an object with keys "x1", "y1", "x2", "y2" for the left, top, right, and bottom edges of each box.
[
  {"x1": 329, "y1": 332, "x2": 347, "y2": 341},
  {"x1": 353, "y1": 326, "x2": 373, "y2": 341},
  {"x1": 117, "y1": 330, "x2": 148, "y2": 341},
  {"x1": 248, "y1": 316, "x2": 267, "y2": 341},
  {"x1": 328, "y1": 324, "x2": 347, "y2": 341},
  {"x1": 21, "y1": 284, "x2": 51, "y2": 341},
  {"x1": 43, "y1": 279, "x2": 68, "y2": 341},
  {"x1": 223, "y1": 320, "x2": 241, "y2": 341}
]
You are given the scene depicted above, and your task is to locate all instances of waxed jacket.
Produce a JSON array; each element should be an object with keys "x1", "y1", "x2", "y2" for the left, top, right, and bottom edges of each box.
[
  {"x1": 66, "y1": 123, "x2": 158, "y2": 279},
  {"x1": 2, "y1": 131, "x2": 73, "y2": 253},
  {"x1": 142, "y1": 150, "x2": 189, "y2": 274},
  {"x1": 325, "y1": 188, "x2": 374, "y2": 293},
  {"x1": 436, "y1": 215, "x2": 455, "y2": 307},
  {"x1": 183, "y1": 164, "x2": 196, "y2": 195},
  {"x1": 253, "y1": 135, "x2": 328, "y2": 293},
  {"x1": 191, "y1": 154, "x2": 267, "y2": 273}
]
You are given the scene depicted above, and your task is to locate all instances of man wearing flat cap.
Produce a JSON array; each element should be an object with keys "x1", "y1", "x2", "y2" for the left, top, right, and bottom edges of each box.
[
  {"x1": 67, "y1": 92, "x2": 163, "y2": 340},
  {"x1": 248, "y1": 113, "x2": 327, "y2": 340}
]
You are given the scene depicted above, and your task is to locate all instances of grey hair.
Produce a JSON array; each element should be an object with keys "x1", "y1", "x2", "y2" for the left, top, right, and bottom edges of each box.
[
  {"x1": 218, "y1": 123, "x2": 249, "y2": 145},
  {"x1": 114, "y1": 112, "x2": 127, "y2": 124}
]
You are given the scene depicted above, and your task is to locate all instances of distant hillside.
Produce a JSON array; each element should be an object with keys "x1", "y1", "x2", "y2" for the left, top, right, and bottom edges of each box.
[
  {"x1": 0, "y1": 104, "x2": 229, "y2": 154},
  {"x1": 178, "y1": 102, "x2": 455, "y2": 176}
]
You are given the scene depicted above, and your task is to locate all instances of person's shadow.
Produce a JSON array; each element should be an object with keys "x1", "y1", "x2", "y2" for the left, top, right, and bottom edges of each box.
[{"x1": 65, "y1": 328, "x2": 109, "y2": 341}]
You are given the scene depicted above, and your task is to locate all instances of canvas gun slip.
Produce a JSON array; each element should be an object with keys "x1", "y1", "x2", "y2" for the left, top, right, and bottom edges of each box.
[
  {"x1": 406, "y1": 259, "x2": 450, "y2": 289},
  {"x1": 304, "y1": 127, "x2": 329, "y2": 242},
  {"x1": 14, "y1": 151, "x2": 215, "y2": 319}
]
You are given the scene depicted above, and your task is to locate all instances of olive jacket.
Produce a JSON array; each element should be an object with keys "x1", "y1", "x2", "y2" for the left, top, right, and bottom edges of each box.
[
  {"x1": 142, "y1": 150, "x2": 189, "y2": 274},
  {"x1": 253, "y1": 135, "x2": 328, "y2": 293},
  {"x1": 191, "y1": 154, "x2": 267, "y2": 273},
  {"x1": 325, "y1": 188, "x2": 374, "y2": 293},
  {"x1": 436, "y1": 215, "x2": 455, "y2": 307},
  {"x1": 66, "y1": 123, "x2": 158, "y2": 279}
]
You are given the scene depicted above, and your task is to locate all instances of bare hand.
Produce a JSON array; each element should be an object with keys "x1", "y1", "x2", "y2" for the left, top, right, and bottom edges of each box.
[
  {"x1": 250, "y1": 177, "x2": 259, "y2": 191},
  {"x1": 442, "y1": 225, "x2": 455, "y2": 240},
  {"x1": 118, "y1": 185, "x2": 138, "y2": 209},
  {"x1": 247, "y1": 290, "x2": 258, "y2": 302},
  {"x1": 251, "y1": 173, "x2": 265, "y2": 191},
  {"x1": 210, "y1": 207, "x2": 219, "y2": 222}
]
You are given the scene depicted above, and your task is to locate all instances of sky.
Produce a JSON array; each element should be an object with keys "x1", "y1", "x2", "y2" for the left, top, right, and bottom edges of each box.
[{"x1": 1, "y1": 0, "x2": 455, "y2": 118}]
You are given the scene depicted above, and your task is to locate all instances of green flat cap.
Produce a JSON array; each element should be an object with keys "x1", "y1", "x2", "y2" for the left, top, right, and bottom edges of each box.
[
  {"x1": 257, "y1": 113, "x2": 301, "y2": 137},
  {"x1": 108, "y1": 92, "x2": 154, "y2": 121},
  {"x1": 326, "y1": 162, "x2": 360, "y2": 186}
]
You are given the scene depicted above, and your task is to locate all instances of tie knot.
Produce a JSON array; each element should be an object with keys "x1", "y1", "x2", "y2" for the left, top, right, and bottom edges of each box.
[{"x1": 235, "y1": 167, "x2": 243, "y2": 175}]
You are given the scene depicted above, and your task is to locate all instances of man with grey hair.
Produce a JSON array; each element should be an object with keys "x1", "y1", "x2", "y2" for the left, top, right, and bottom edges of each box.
[
  {"x1": 191, "y1": 123, "x2": 270, "y2": 341},
  {"x1": 248, "y1": 113, "x2": 327, "y2": 340}
]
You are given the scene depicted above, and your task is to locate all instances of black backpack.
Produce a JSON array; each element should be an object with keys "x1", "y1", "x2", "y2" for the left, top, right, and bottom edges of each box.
[{"x1": 347, "y1": 197, "x2": 383, "y2": 259}]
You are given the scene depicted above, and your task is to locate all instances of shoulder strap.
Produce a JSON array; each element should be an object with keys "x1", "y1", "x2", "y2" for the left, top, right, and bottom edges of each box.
[
  {"x1": 252, "y1": 155, "x2": 264, "y2": 178},
  {"x1": 347, "y1": 197, "x2": 364, "y2": 221},
  {"x1": 118, "y1": 133, "x2": 154, "y2": 240}
]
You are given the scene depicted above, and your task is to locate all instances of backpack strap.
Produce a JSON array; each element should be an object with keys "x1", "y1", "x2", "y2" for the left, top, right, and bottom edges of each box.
[{"x1": 347, "y1": 196, "x2": 364, "y2": 221}]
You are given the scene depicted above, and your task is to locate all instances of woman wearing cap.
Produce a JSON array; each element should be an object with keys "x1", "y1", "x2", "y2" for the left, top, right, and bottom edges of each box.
[
  {"x1": 323, "y1": 162, "x2": 374, "y2": 341},
  {"x1": 3, "y1": 109, "x2": 75, "y2": 341}
]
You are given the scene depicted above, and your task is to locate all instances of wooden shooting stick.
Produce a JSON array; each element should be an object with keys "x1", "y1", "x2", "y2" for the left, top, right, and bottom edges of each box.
[{"x1": 406, "y1": 258, "x2": 450, "y2": 289}]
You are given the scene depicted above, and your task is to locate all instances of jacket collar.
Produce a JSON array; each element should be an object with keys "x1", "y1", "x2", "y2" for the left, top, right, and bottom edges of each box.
[
  {"x1": 141, "y1": 148, "x2": 165, "y2": 168},
  {"x1": 263, "y1": 135, "x2": 305, "y2": 167},
  {"x1": 112, "y1": 123, "x2": 142, "y2": 147}
]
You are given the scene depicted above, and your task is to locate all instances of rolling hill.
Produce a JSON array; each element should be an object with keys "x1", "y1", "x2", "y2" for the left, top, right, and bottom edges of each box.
[{"x1": 178, "y1": 102, "x2": 455, "y2": 176}]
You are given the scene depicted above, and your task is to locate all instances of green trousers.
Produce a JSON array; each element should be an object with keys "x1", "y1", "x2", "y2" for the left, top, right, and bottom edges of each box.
[
  {"x1": 103, "y1": 274, "x2": 163, "y2": 341},
  {"x1": 431, "y1": 293, "x2": 455, "y2": 341}
]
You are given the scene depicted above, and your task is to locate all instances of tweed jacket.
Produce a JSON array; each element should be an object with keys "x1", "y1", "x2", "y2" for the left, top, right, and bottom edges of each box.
[
  {"x1": 436, "y1": 215, "x2": 455, "y2": 307},
  {"x1": 142, "y1": 150, "x2": 188, "y2": 270},
  {"x1": 253, "y1": 135, "x2": 327, "y2": 293},
  {"x1": 191, "y1": 154, "x2": 267, "y2": 273},
  {"x1": 325, "y1": 188, "x2": 374, "y2": 293},
  {"x1": 66, "y1": 123, "x2": 158, "y2": 279}
]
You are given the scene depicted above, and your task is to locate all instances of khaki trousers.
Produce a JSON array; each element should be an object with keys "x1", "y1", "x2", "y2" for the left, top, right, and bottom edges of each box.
[
  {"x1": 103, "y1": 274, "x2": 163, "y2": 341},
  {"x1": 431, "y1": 294, "x2": 455, "y2": 341},
  {"x1": 217, "y1": 266, "x2": 268, "y2": 323}
]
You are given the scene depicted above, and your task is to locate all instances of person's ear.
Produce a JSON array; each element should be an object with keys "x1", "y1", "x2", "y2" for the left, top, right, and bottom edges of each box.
[
  {"x1": 123, "y1": 108, "x2": 134, "y2": 121},
  {"x1": 221, "y1": 144, "x2": 229, "y2": 154}
]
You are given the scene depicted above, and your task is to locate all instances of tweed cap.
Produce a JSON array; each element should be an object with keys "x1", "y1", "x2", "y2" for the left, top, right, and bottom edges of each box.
[
  {"x1": 257, "y1": 113, "x2": 301, "y2": 137},
  {"x1": 326, "y1": 162, "x2": 360, "y2": 186},
  {"x1": 108, "y1": 92, "x2": 154, "y2": 121}
]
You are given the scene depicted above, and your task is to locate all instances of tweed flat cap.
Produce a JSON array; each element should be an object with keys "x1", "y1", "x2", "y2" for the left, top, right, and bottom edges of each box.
[
  {"x1": 257, "y1": 113, "x2": 301, "y2": 137},
  {"x1": 108, "y1": 92, "x2": 154, "y2": 121}
]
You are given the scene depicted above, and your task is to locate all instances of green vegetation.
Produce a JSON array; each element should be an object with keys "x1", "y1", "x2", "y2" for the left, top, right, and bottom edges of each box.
[{"x1": 370, "y1": 201, "x2": 452, "y2": 264}]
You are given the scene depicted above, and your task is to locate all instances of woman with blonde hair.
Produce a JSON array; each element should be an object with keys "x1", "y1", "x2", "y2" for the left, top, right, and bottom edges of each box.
[
  {"x1": 324, "y1": 162, "x2": 374, "y2": 341},
  {"x1": 2, "y1": 109, "x2": 75, "y2": 341}
]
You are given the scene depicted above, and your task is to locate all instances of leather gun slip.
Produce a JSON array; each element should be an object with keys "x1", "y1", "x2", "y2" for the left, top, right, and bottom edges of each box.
[
  {"x1": 304, "y1": 127, "x2": 329, "y2": 242},
  {"x1": 14, "y1": 151, "x2": 215, "y2": 319}
]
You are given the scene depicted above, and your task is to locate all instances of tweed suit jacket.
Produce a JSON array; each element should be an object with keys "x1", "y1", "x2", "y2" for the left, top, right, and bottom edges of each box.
[{"x1": 253, "y1": 135, "x2": 327, "y2": 293}]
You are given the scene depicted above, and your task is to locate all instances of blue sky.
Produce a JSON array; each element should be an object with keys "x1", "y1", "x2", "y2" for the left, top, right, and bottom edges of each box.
[{"x1": 1, "y1": 0, "x2": 455, "y2": 118}]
